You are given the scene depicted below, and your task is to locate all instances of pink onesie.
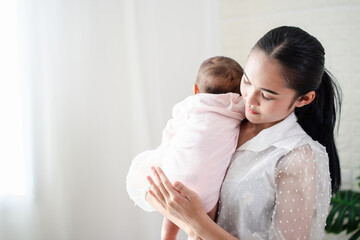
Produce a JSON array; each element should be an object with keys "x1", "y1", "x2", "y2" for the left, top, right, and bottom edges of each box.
[{"x1": 126, "y1": 92, "x2": 245, "y2": 212}]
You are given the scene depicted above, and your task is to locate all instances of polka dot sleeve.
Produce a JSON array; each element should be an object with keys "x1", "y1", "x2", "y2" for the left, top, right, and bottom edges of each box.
[{"x1": 269, "y1": 144, "x2": 331, "y2": 240}]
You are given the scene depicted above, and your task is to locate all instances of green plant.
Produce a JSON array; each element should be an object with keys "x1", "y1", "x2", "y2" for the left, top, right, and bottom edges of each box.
[{"x1": 326, "y1": 176, "x2": 360, "y2": 240}]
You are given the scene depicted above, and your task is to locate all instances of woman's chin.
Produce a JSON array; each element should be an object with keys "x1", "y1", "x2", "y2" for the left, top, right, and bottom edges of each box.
[{"x1": 245, "y1": 112, "x2": 261, "y2": 123}]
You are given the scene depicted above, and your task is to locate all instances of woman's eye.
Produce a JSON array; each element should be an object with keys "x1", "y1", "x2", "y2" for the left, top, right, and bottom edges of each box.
[
  {"x1": 262, "y1": 93, "x2": 272, "y2": 101},
  {"x1": 243, "y1": 77, "x2": 250, "y2": 84}
]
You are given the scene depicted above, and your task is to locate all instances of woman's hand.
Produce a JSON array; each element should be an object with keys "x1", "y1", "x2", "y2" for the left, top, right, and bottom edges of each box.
[{"x1": 146, "y1": 166, "x2": 207, "y2": 238}]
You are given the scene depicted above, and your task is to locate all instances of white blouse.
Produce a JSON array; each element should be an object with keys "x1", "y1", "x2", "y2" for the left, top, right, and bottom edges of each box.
[{"x1": 216, "y1": 112, "x2": 332, "y2": 240}]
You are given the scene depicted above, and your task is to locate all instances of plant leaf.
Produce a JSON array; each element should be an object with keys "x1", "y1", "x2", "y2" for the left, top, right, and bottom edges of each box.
[
  {"x1": 347, "y1": 207, "x2": 358, "y2": 233},
  {"x1": 349, "y1": 228, "x2": 360, "y2": 240},
  {"x1": 326, "y1": 203, "x2": 343, "y2": 232},
  {"x1": 326, "y1": 190, "x2": 360, "y2": 235},
  {"x1": 333, "y1": 204, "x2": 348, "y2": 233}
]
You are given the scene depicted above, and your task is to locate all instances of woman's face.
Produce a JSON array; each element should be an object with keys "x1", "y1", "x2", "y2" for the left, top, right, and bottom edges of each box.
[{"x1": 240, "y1": 49, "x2": 298, "y2": 128}]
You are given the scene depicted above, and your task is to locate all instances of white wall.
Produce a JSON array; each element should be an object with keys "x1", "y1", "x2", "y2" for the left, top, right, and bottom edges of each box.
[{"x1": 220, "y1": 1, "x2": 360, "y2": 239}]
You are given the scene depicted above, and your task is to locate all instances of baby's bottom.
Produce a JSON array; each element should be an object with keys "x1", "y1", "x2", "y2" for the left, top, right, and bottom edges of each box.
[{"x1": 161, "y1": 204, "x2": 218, "y2": 240}]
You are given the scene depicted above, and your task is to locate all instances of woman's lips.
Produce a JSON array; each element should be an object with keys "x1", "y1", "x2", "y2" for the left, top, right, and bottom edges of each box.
[{"x1": 247, "y1": 107, "x2": 259, "y2": 114}]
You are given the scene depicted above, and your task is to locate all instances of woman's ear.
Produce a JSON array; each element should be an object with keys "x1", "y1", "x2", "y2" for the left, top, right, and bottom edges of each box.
[
  {"x1": 193, "y1": 84, "x2": 200, "y2": 95},
  {"x1": 295, "y1": 91, "x2": 316, "y2": 108}
]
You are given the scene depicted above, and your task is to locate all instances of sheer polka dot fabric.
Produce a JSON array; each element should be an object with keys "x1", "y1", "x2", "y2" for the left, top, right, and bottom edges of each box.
[{"x1": 217, "y1": 114, "x2": 331, "y2": 239}]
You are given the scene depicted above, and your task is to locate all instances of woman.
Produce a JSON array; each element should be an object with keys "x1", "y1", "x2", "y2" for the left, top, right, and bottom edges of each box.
[{"x1": 146, "y1": 26, "x2": 342, "y2": 240}]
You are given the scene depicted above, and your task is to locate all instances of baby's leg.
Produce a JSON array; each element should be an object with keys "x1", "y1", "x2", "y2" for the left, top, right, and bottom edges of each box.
[{"x1": 161, "y1": 217, "x2": 180, "y2": 240}]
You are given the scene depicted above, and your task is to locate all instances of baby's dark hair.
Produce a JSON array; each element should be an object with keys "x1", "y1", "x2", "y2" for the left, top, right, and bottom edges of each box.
[{"x1": 196, "y1": 56, "x2": 243, "y2": 94}]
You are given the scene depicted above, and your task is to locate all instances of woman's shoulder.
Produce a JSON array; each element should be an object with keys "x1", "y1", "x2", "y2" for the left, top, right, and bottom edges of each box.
[
  {"x1": 276, "y1": 136, "x2": 329, "y2": 176},
  {"x1": 294, "y1": 135, "x2": 328, "y2": 157},
  {"x1": 276, "y1": 118, "x2": 328, "y2": 157}
]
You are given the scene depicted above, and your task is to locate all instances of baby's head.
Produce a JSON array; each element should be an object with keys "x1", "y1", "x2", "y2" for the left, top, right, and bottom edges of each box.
[{"x1": 194, "y1": 56, "x2": 243, "y2": 95}]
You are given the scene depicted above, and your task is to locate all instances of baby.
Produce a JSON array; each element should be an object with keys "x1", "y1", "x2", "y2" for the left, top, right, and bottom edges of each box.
[{"x1": 126, "y1": 56, "x2": 245, "y2": 239}]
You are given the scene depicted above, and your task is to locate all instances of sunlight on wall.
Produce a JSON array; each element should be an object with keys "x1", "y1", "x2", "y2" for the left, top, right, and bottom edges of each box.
[{"x1": 0, "y1": 0, "x2": 29, "y2": 197}]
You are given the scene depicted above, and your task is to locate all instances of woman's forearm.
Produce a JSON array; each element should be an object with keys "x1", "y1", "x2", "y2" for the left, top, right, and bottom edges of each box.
[{"x1": 192, "y1": 214, "x2": 239, "y2": 240}]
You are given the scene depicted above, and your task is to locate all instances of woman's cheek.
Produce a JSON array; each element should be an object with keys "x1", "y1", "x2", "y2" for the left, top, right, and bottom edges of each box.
[{"x1": 240, "y1": 84, "x2": 247, "y2": 100}]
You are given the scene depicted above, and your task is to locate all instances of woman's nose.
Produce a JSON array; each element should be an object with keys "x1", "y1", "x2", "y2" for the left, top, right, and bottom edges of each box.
[{"x1": 246, "y1": 89, "x2": 259, "y2": 106}]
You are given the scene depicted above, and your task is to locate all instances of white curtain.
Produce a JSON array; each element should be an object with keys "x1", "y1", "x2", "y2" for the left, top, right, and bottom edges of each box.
[{"x1": 0, "y1": 0, "x2": 221, "y2": 239}]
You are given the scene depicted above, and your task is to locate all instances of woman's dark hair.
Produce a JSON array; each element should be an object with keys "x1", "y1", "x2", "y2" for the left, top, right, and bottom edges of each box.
[{"x1": 255, "y1": 26, "x2": 342, "y2": 193}]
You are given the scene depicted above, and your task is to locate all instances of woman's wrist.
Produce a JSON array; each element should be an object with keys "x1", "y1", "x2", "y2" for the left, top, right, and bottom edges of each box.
[
  {"x1": 189, "y1": 211, "x2": 214, "y2": 239},
  {"x1": 181, "y1": 211, "x2": 208, "y2": 239},
  {"x1": 187, "y1": 230, "x2": 201, "y2": 240},
  {"x1": 191, "y1": 213, "x2": 238, "y2": 240}
]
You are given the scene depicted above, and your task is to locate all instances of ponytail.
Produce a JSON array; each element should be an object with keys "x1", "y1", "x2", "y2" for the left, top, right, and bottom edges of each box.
[
  {"x1": 295, "y1": 69, "x2": 342, "y2": 193},
  {"x1": 255, "y1": 26, "x2": 343, "y2": 194}
]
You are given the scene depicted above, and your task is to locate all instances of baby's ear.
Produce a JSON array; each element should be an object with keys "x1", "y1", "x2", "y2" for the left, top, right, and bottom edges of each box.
[{"x1": 193, "y1": 84, "x2": 200, "y2": 95}]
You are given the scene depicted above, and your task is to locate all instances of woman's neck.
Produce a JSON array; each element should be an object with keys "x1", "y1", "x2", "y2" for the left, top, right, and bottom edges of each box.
[
  {"x1": 237, "y1": 119, "x2": 280, "y2": 148},
  {"x1": 245, "y1": 120, "x2": 278, "y2": 134}
]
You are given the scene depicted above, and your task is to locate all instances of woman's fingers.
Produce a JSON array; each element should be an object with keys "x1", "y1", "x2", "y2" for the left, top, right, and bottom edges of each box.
[
  {"x1": 146, "y1": 175, "x2": 166, "y2": 204},
  {"x1": 151, "y1": 166, "x2": 171, "y2": 200},
  {"x1": 173, "y1": 181, "x2": 206, "y2": 214},
  {"x1": 151, "y1": 166, "x2": 189, "y2": 210},
  {"x1": 147, "y1": 188, "x2": 166, "y2": 209},
  {"x1": 155, "y1": 167, "x2": 179, "y2": 196},
  {"x1": 172, "y1": 181, "x2": 192, "y2": 201}
]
